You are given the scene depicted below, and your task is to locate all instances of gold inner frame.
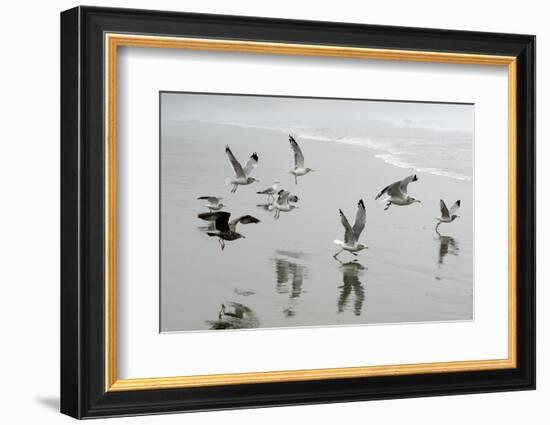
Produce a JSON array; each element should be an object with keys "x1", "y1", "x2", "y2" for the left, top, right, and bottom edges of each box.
[{"x1": 104, "y1": 33, "x2": 517, "y2": 392}]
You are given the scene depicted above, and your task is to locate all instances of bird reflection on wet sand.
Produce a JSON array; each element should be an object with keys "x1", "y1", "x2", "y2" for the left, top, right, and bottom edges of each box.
[
  {"x1": 206, "y1": 302, "x2": 259, "y2": 330},
  {"x1": 335, "y1": 259, "x2": 366, "y2": 316},
  {"x1": 437, "y1": 234, "x2": 459, "y2": 266},
  {"x1": 274, "y1": 258, "x2": 307, "y2": 299},
  {"x1": 272, "y1": 253, "x2": 309, "y2": 318}
]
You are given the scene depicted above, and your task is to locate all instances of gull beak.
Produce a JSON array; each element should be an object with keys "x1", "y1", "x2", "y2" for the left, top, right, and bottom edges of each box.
[{"x1": 241, "y1": 235, "x2": 246, "y2": 239}]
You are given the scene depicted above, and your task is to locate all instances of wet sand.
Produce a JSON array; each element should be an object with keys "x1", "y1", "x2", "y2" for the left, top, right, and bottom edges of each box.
[{"x1": 160, "y1": 121, "x2": 473, "y2": 332}]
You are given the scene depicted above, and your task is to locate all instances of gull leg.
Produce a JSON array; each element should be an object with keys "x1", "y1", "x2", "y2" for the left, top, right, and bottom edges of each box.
[
  {"x1": 351, "y1": 252, "x2": 358, "y2": 256},
  {"x1": 333, "y1": 249, "x2": 344, "y2": 259},
  {"x1": 231, "y1": 184, "x2": 238, "y2": 193},
  {"x1": 384, "y1": 202, "x2": 391, "y2": 211},
  {"x1": 221, "y1": 239, "x2": 225, "y2": 250},
  {"x1": 294, "y1": 175, "x2": 298, "y2": 185},
  {"x1": 435, "y1": 222, "x2": 441, "y2": 236}
]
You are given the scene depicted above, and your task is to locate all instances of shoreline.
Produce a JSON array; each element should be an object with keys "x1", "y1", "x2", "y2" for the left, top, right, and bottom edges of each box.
[{"x1": 174, "y1": 120, "x2": 473, "y2": 183}]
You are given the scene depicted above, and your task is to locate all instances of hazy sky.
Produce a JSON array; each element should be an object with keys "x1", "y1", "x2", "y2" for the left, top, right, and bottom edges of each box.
[{"x1": 161, "y1": 92, "x2": 474, "y2": 135}]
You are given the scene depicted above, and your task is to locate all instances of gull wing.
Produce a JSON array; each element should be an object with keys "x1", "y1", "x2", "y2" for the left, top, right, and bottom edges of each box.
[
  {"x1": 375, "y1": 180, "x2": 400, "y2": 200},
  {"x1": 197, "y1": 212, "x2": 219, "y2": 221},
  {"x1": 352, "y1": 199, "x2": 366, "y2": 241},
  {"x1": 225, "y1": 146, "x2": 246, "y2": 178},
  {"x1": 197, "y1": 196, "x2": 222, "y2": 203},
  {"x1": 289, "y1": 135, "x2": 305, "y2": 168},
  {"x1": 243, "y1": 152, "x2": 259, "y2": 175},
  {"x1": 230, "y1": 215, "x2": 261, "y2": 230},
  {"x1": 276, "y1": 190, "x2": 290, "y2": 205},
  {"x1": 212, "y1": 211, "x2": 231, "y2": 232},
  {"x1": 376, "y1": 174, "x2": 418, "y2": 200},
  {"x1": 398, "y1": 174, "x2": 418, "y2": 195},
  {"x1": 339, "y1": 209, "x2": 354, "y2": 244},
  {"x1": 450, "y1": 200, "x2": 461, "y2": 215},
  {"x1": 440, "y1": 199, "x2": 450, "y2": 219}
]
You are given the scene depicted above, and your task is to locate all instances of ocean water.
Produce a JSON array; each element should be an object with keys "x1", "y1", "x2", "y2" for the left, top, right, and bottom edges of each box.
[{"x1": 221, "y1": 122, "x2": 473, "y2": 182}]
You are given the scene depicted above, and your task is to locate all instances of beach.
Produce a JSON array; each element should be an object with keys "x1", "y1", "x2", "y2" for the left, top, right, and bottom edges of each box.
[{"x1": 160, "y1": 121, "x2": 473, "y2": 332}]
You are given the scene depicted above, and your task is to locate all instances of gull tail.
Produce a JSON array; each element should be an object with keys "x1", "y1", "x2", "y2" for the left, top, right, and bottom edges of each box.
[{"x1": 333, "y1": 239, "x2": 344, "y2": 246}]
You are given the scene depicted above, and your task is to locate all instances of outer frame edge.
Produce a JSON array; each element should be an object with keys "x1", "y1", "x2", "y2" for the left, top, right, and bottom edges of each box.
[
  {"x1": 64, "y1": 6, "x2": 536, "y2": 419},
  {"x1": 60, "y1": 5, "x2": 83, "y2": 420}
]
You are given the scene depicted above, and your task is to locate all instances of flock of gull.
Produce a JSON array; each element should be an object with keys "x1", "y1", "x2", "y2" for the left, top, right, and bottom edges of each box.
[{"x1": 197, "y1": 134, "x2": 461, "y2": 256}]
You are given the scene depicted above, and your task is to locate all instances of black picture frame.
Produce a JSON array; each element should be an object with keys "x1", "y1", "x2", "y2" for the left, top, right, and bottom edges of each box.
[{"x1": 61, "y1": 5, "x2": 535, "y2": 419}]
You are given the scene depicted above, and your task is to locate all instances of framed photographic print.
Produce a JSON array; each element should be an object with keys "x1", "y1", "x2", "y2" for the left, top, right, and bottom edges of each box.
[{"x1": 60, "y1": 6, "x2": 535, "y2": 419}]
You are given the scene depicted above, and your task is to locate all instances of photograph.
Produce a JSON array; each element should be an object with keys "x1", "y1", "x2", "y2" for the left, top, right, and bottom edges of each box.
[{"x1": 160, "y1": 92, "x2": 474, "y2": 332}]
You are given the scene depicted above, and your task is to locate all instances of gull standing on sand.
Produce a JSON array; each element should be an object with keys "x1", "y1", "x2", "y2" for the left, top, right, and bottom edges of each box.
[
  {"x1": 274, "y1": 190, "x2": 299, "y2": 219},
  {"x1": 204, "y1": 211, "x2": 260, "y2": 250},
  {"x1": 435, "y1": 199, "x2": 461, "y2": 233},
  {"x1": 288, "y1": 135, "x2": 315, "y2": 184},
  {"x1": 256, "y1": 179, "x2": 280, "y2": 201},
  {"x1": 197, "y1": 196, "x2": 225, "y2": 211},
  {"x1": 375, "y1": 174, "x2": 421, "y2": 211},
  {"x1": 333, "y1": 199, "x2": 368, "y2": 258},
  {"x1": 225, "y1": 146, "x2": 259, "y2": 193}
]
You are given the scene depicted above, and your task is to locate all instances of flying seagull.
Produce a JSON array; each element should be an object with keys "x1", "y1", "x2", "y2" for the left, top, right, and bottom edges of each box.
[
  {"x1": 435, "y1": 199, "x2": 461, "y2": 233},
  {"x1": 197, "y1": 196, "x2": 225, "y2": 211},
  {"x1": 274, "y1": 190, "x2": 299, "y2": 219},
  {"x1": 205, "y1": 211, "x2": 260, "y2": 250},
  {"x1": 225, "y1": 146, "x2": 259, "y2": 193},
  {"x1": 256, "y1": 179, "x2": 280, "y2": 201},
  {"x1": 375, "y1": 174, "x2": 421, "y2": 211},
  {"x1": 333, "y1": 199, "x2": 368, "y2": 258},
  {"x1": 288, "y1": 135, "x2": 314, "y2": 184}
]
